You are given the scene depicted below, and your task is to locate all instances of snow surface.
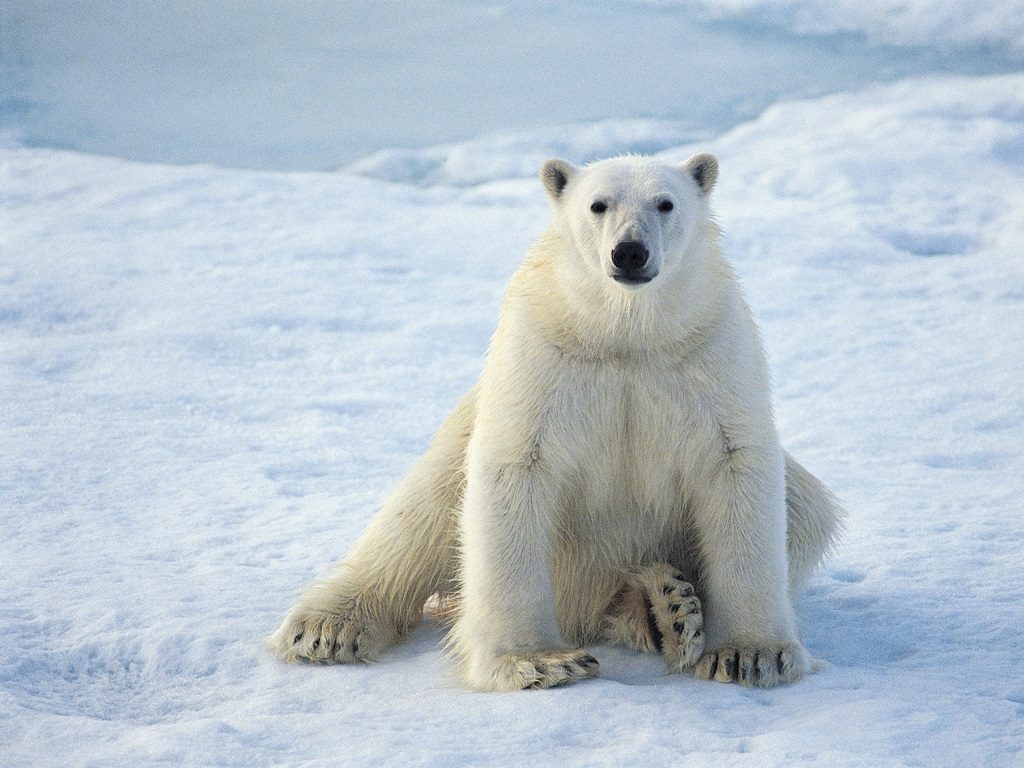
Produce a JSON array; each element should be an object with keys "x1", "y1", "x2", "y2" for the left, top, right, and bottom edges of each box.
[{"x1": 3, "y1": 5, "x2": 1024, "y2": 768}]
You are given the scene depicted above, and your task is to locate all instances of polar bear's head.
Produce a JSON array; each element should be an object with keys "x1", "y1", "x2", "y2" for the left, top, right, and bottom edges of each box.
[{"x1": 540, "y1": 154, "x2": 718, "y2": 291}]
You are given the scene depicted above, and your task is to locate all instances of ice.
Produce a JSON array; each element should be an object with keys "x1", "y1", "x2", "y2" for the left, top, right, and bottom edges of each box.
[
  {"x1": 1, "y1": 0, "x2": 1013, "y2": 172},
  {"x1": 680, "y1": 0, "x2": 1024, "y2": 53}
]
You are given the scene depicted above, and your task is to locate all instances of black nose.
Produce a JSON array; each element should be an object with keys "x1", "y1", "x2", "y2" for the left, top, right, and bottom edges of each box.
[{"x1": 611, "y1": 240, "x2": 649, "y2": 271}]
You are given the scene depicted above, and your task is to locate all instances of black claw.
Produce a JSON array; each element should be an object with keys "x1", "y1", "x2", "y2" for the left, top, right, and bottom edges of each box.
[
  {"x1": 777, "y1": 653, "x2": 788, "y2": 676},
  {"x1": 643, "y1": 594, "x2": 665, "y2": 653},
  {"x1": 723, "y1": 655, "x2": 736, "y2": 679},
  {"x1": 706, "y1": 655, "x2": 719, "y2": 679},
  {"x1": 668, "y1": 603, "x2": 681, "y2": 613},
  {"x1": 561, "y1": 663, "x2": 575, "y2": 676},
  {"x1": 293, "y1": 632, "x2": 303, "y2": 645},
  {"x1": 662, "y1": 585, "x2": 674, "y2": 595},
  {"x1": 351, "y1": 638, "x2": 360, "y2": 655},
  {"x1": 311, "y1": 638, "x2": 320, "y2": 650},
  {"x1": 680, "y1": 586, "x2": 694, "y2": 597},
  {"x1": 693, "y1": 630, "x2": 702, "y2": 638},
  {"x1": 672, "y1": 621, "x2": 685, "y2": 633},
  {"x1": 580, "y1": 653, "x2": 599, "y2": 667}
]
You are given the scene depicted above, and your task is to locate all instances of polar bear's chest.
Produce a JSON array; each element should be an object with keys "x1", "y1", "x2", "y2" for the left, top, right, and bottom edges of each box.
[{"x1": 557, "y1": 360, "x2": 711, "y2": 522}]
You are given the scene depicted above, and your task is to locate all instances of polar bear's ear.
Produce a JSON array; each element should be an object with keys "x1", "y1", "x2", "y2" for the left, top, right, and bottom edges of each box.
[
  {"x1": 541, "y1": 159, "x2": 577, "y2": 202},
  {"x1": 682, "y1": 153, "x2": 718, "y2": 196}
]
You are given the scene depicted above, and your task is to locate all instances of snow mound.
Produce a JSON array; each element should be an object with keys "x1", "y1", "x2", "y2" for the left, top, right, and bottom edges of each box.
[{"x1": 345, "y1": 119, "x2": 710, "y2": 186}]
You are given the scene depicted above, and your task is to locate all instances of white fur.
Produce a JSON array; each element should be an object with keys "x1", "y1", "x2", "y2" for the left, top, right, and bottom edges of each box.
[{"x1": 268, "y1": 154, "x2": 843, "y2": 691}]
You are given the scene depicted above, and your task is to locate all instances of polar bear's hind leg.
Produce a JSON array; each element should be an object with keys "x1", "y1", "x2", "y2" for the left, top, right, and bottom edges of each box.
[
  {"x1": 784, "y1": 452, "x2": 844, "y2": 595},
  {"x1": 602, "y1": 562, "x2": 705, "y2": 671},
  {"x1": 268, "y1": 388, "x2": 477, "y2": 663}
]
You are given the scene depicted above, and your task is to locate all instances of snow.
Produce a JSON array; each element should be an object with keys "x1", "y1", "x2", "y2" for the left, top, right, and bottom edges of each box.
[{"x1": 3, "y1": 4, "x2": 1024, "y2": 767}]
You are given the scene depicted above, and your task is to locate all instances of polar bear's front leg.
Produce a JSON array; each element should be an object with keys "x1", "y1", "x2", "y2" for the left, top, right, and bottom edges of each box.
[
  {"x1": 692, "y1": 446, "x2": 811, "y2": 687},
  {"x1": 450, "y1": 449, "x2": 598, "y2": 691}
]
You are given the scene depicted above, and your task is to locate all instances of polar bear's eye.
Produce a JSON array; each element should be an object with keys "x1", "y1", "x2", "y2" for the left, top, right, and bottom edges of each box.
[
  {"x1": 658, "y1": 200, "x2": 674, "y2": 213},
  {"x1": 590, "y1": 201, "x2": 608, "y2": 214}
]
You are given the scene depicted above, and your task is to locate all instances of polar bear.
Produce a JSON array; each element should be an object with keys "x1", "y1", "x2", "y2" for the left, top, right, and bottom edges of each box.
[{"x1": 269, "y1": 153, "x2": 842, "y2": 691}]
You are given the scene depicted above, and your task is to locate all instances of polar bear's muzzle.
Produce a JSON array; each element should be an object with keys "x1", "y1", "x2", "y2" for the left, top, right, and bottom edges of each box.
[{"x1": 610, "y1": 240, "x2": 657, "y2": 286}]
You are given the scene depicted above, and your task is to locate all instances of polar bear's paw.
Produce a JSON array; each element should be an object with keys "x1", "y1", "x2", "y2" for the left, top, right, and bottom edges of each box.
[
  {"x1": 604, "y1": 563, "x2": 704, "y2": 670},
  {"x1": 475, "y1": 649, "x2": 600, "y2": 691},
  {"x1": 268, "y1": 607, "x2": 394, "y2": 664},
  {"x1": 642, "y1": 565, "x2": 705, "y2": 671},
  {"x1": 695, "y1": 642, "x2": 809, "y2": 688}
]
